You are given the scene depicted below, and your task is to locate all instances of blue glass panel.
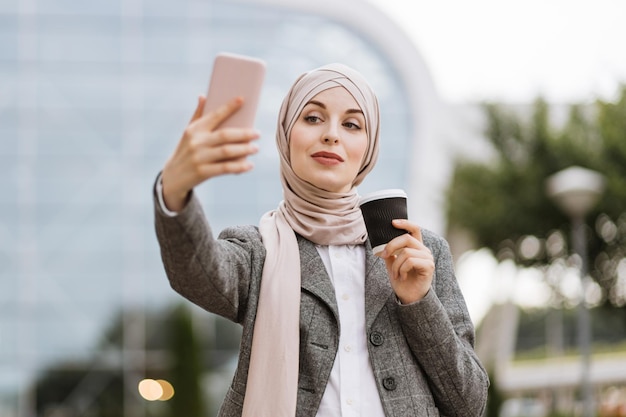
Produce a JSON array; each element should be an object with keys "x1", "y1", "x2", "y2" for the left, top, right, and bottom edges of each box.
[{"x1": 1, "y1": 0, "x2": 414, "y2": 408}]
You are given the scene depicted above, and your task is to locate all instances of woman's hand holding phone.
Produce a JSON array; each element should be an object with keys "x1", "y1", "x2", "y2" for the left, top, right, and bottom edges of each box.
[
  {"x1": 161, "y1": 95, "x2": 260, "y2": 212},
  {"x1": 161, "y1": 53, "x2": 266, "y2": 212}
]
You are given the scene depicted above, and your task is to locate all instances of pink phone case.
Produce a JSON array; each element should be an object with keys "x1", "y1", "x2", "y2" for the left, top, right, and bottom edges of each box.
[{"x1": 202, "y1": 52, "x2": 266, "y2": 129}]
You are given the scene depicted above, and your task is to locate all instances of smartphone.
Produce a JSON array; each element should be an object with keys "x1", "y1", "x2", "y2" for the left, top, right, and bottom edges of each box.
[{"x1": 202, "y1": 52, "x2": 266, "y2": 129}]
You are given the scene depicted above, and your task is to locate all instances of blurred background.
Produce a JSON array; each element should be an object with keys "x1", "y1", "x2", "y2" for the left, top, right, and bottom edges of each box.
[{"x1": 1, "y1": 0, "x2": 625, "y2": 416}]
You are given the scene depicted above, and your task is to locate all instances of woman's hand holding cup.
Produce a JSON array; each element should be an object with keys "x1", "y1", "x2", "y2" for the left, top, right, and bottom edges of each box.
[
  {"x1": 379, "y1": 220, "x2": 435, "y2": 304},
  {"x1": 360, "y1": 189, "x2": 434, "y2": 304}
]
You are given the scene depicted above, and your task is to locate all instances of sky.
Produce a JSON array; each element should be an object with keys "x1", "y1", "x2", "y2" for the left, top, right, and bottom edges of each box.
[
  {"x1": 364, "y1": 0, "x2": 626, "y2": 322},
  {"x1": 367, "y1": 0, "x2": 626, "y2": 104}
]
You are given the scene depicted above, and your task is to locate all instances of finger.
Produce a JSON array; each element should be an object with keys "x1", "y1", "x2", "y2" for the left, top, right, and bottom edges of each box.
[
  {"x1": 389, "y1": 249, "x2": 434, "y2": 282},
  {"x1": 209, "y1": 127, "x2": 261, "y2": 145},
  {"x1": 399, "y1": 251, "x2": 434, "y2": 278},
  {"x1": 193, "y1": 141, "x2": 259, "y2": 165},
  {"x1": 203, "y1": 97, "x2": 244, "y2": 131},
  {"x1": 189, "y1": 95, "x2": 206, "y2": 124},
  {"x1": 388, "y1": 248, "x2": 417, "y2": 280},
  {"x1": 197, "y1": 157, "x2": 255, "y2": 178},
  {"x1": 413, "y1": 225, "x2": 423, "y2": 243},
  {"x1": 188, "y1": 130, "x2": 260, "y2": 167},
  {"x1": 381, "y1": 232, "x2": 420, "y2": 259},
  {"x1": 392, "y1": 219, "x2": 423, "y2": 242}
]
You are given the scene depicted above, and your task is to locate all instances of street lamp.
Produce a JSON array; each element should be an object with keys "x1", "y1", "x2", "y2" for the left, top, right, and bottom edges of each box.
[{"x1": 546, "y1": 166, "x2": 605, "y2": 417}]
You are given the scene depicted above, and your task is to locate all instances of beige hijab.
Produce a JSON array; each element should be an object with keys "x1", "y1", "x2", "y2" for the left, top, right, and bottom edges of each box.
[{"x1": 242, "y1": 64, "x2": 380, "y2": 417}]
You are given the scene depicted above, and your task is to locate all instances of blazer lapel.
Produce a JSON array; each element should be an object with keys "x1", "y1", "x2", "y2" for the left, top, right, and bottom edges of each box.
[
  {"x1": 296, "y1": 236, "x2": 391, "y2": 328},
  {"x1": 364, "y1": 241, "x2": 394, "y2": 329},
  {"x1": 297, "y1": 235, "x2": 339, "y2": 319}
]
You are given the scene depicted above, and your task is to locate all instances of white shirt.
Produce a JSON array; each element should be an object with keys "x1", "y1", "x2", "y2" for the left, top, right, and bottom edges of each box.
[
  {"x1": 315, "y1": 244, "x2": 385, "y2": 417},
  {"x1": 155, "y1": 180, "x2": 385, "y2": 416}
]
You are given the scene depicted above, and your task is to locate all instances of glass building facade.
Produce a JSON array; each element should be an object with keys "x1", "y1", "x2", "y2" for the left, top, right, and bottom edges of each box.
[{"x1": 1, "y1": 0, "x2": 432, "y2": 414}]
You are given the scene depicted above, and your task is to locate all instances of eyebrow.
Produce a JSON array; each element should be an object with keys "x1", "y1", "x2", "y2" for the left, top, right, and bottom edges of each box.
[{"x1": 306, "y1": 100, "x2": 364, "y2": 115}]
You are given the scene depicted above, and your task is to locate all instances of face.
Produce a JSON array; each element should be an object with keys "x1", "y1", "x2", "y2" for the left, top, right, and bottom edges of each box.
[{"x1": 289, "y1": 87, "x2": 368, "y2": 193}]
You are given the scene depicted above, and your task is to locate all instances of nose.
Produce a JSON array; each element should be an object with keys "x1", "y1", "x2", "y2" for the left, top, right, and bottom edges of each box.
[{"x1": 323, "y1": 124, "x2": 340, "y2": 144}]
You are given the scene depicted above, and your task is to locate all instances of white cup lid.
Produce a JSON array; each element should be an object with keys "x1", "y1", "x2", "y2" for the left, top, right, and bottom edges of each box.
[{"x1": 359, "y1": 189, "x2": 407, "y2": 205}]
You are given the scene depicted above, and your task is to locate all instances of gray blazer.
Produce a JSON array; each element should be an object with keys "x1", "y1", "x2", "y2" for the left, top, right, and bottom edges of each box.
[{"x1": 154, "y1": 191, "x2": 489, "y2": 417}]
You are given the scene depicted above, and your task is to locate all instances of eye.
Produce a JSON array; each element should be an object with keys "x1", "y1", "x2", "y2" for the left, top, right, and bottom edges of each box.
[
  {"x1": 304, "y1": 115, "x2": 322, "y2": 123},
  {"x1": 343, "y1": 121, "x2": 362, "y2": 130}
]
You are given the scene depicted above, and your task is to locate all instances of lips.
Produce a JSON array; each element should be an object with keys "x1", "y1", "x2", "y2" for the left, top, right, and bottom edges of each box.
[{"x1": 311, "y1": 151, "x2": 344, "y2": 164}]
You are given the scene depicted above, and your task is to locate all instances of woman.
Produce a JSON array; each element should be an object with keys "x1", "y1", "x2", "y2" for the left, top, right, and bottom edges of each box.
[{"x1": 154, "y1": 63, "x2": 488, "y2": 417}]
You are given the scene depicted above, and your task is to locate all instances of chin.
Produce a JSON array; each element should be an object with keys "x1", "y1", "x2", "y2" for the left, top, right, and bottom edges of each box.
[
  {"x1": 299, "y1": 172, "x2": 353, "y2": 193},
  {"x1": 314, "y1": 182, "x2": 351, "y2": 194}
]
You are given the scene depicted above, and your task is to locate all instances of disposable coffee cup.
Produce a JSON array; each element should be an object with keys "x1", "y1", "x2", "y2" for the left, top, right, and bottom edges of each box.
[{"x1": 359, "y1": 189, "x2": 408, "y2": 256}]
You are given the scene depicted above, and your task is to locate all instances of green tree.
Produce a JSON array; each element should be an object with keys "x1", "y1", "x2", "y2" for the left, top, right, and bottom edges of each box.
[
  {"x1": 484, "y1": 369, "x2": 505, "y2": 417},
  {"x1": 34, "y1": 305, "x2": 215, "y2": 417},
  {"x1": 167, "y1": 304, "x2": 208, "y2": 417},
  {"x1": 35, "y1": 367, "x2": 123, "y2": 417},
  {"x1": 446, "y1": 86, "x2": 626, "y2": 307}
]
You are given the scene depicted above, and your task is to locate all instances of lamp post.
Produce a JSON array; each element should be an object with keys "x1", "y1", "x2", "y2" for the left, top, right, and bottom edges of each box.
[{"x1": 546, "y1": 166, "x2": 605, "y2": 417}]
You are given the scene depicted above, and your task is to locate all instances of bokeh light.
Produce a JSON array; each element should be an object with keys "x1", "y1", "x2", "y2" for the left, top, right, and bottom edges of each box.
[
  {"x1": 138, "y1": 379, "x2": 163, "y2": 401},
  {"x1": 138, "y1": 378, "x2": 175, "y2": 401},
  {"x1": 156, "y1": 379, "x2": 175, "y2": 401}
]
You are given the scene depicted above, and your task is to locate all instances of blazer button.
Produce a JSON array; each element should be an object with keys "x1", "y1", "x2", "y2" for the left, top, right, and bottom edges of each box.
[
  {"x1": 369, "y1": 331, "x2": 384, "y2": 346},
  {"x1": 382, "y1": 377, "x2": 397, "y2": 391}
]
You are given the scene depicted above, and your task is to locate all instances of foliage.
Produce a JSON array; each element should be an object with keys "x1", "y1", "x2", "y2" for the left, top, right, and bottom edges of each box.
[
  {"x1": 166, "y1": 304, "x2": 208, "y2": 417},
  {"x1": 446, "y1": 86, "x2": 626, "y2": 307},
  {"x1": 485, "y1": 369, "x2": 504, "y2": 417},
  {"x1": 512, "y1": 305, "x2": 626, "y2": 358},
  {"x1": 35, "y1": 367, "x2": 123, "y2": 417},
  {"x1": 34, "y1": 304, "x2": 213, "y2": 417}
]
